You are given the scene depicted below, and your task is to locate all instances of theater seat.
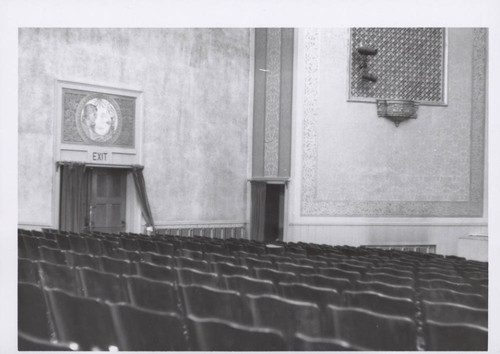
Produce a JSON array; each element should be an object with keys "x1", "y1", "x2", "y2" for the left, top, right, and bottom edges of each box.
[
  {"x1": 223, "y1": 274, "x2": 276, "y2": 295},
  {"x1": 355, "y1": 280, "x2": 415, "y2": 299},
  {"x1": 177, "y1": 267, "x2": 220, "y2": 288},
  {"x1": 246, "y1": 294, "x2": 323, "y2": 339},
  {"x1": 278, "y1": 282, "x2": 342, "y2": 309},
  {"x1": 45, "y1": 287, "x2": 119, "y2": 351},
  {"x1": 110, "y1": 303, "x2": 187, "y2": 350},
  {"x1": 38, "y1": 261, "x2": 82, "y2": 296},
  {"x1": 326, "y1": 304, "x2": 417, "y2": 350},
  {"x1": 422, "y1": 300, "x2": 488, "y2": 328},
  {"x1": 293, "y1": 332, "x2": 360, "y2": 351},
  {"x1": 18, "y1": 258, "x2": 39, "y2": 284},
  {"x1": 18, "y1": 282, "x2": 53, "y2": 340},
  {"x1": 135, "y1": 262, "x2": 177, "y2": 282},
  {"x1": 343, "y1": 290, "x2": 416, "y2": 318},
  {"x1": 300, "y1": 274, "x2": 352, "y2": 293},
  {"x1": 424, "y1": 320, "x2": 487, "y2": 351},
  {"x1": 124, "y1": 275, "x2": 180, "y2": 312},
  {"x1": 254, "y1": 268, "x2": 297, "y2": 284},
  {"x1": 77, "y1": 267, "x2": 129, "y2": 303},
  {"x1": 180, "y1": 284, "x2": 252, "y2": 324},
  {"x1": 187, "y1": 315, "x2": 287, "y2": 351},
  {"x1": 420, "y1": 288, "x2": 487, "y2": 309},
  {"x1": 213, "y1": 262, "x2": 250, "y2": 277},
  {"x1": 18, "y1": 331, "x2": 78, "y2": 351}
]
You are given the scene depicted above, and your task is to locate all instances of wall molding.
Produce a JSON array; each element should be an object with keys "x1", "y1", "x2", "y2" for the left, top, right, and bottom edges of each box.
[
  {"x1": 290, "y1": 221, "x2": 487, "y2": 227},
  {"x1": 155, "y1": 221, "x2": 246, "y2": 228}
]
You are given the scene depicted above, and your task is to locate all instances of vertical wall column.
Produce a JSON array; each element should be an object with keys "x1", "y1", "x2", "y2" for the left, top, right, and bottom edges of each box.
[{"x1": 252, "y1": 28, "x2": 294, "y2": 178}]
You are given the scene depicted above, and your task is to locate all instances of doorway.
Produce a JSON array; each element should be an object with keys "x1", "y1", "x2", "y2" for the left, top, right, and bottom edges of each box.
[
  {"x1": 86, "y1": 168, "x2": 127, "y2": 233},
  {"x1": 250, "y1": 181, "x2": 286, "y2": 242}
]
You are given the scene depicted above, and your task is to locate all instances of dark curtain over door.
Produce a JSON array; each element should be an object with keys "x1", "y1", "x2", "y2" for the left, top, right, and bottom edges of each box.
[
  {"x1": 131, "y1": 165, "x2": 156, "y2": 232},
  {"x1": 250, "y1": 181, "x2": 267, "y2": 242},
  {"x1": 59, "y1": 162, "x2": 90, "y2": 233}
]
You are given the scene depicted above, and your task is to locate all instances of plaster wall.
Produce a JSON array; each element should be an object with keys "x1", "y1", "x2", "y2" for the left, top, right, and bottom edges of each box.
[
  {"x1": 288, "y1": 28, "x2": 488, "y2": 258},
  {"x1": 18, "y1": 28, "x2": 252, "y2": 228}
]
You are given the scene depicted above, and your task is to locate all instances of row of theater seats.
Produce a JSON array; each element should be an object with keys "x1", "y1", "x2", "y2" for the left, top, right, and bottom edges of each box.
[{"x1": 18, "y1": 228, "x2": 488, "y2": 351}]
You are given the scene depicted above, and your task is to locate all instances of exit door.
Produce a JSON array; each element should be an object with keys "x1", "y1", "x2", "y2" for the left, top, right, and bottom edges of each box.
[{"x1": 86, "y1": 168, "x2": 127, "y2": 233}]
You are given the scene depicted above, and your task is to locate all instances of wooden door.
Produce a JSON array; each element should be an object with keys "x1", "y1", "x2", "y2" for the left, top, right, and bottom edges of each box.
[{"x1": 88, "y1": 168, "x2": 127, "y2": 233}]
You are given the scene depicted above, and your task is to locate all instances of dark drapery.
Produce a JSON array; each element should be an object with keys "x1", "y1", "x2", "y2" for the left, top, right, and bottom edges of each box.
[
  {"x1": 250, "y1": 181, "x2": 267, "y2": 242},
  {"x1": 59, "y1": 162, "x2": 90, "y2": 233},
  {"x1": 131, "y1": 165, "x2": 156, "y2": 233}
]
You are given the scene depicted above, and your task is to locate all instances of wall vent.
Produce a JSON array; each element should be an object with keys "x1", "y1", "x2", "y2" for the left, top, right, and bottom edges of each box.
[{"x1": 362, "y1": 244, "x2": 436, "y2": 254}]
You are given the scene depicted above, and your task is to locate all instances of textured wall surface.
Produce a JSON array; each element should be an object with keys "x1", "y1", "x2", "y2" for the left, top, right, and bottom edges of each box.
[
  {"x1": 288, "y1": 28, "x2": 487, "y2": 254},
  {"x1": 18, "y1": 28, "x2": 251, "y2": 226},
  {"x1": 299, "y1": 28, "x2": 485, "y2": 217}
]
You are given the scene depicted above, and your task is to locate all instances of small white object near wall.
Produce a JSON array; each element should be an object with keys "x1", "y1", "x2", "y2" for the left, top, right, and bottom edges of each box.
[{"x1": 457, "y1": 235, "x2": 488, "y2": 262}]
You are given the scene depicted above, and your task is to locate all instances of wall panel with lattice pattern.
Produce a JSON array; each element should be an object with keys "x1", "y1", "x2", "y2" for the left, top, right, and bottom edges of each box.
[{"x1": 349, "y1": 28, "x2": 446, "y2": 104}]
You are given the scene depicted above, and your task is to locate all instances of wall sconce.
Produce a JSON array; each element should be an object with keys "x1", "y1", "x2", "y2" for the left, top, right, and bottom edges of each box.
[
  {"x1": 357, "y1": 46, "x2": 378, "y2": 83},
  {"x1": 376, "y1": 100, "x2": 419, "y2": 127}
]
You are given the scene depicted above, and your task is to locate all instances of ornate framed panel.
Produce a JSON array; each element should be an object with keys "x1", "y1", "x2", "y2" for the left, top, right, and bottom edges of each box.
[
  {"x1": 299, "y1": 28, "x2": 486, "y2": 218},
  {"x1": 348, "y1": 28, "x2": 448, "y2": 106}
]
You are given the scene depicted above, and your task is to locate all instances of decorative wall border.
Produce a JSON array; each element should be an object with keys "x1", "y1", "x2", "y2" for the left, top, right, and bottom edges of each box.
[
  {"x1": 263, "y1": 28, "x2": 282, "y2": 177},
  {"x1": 300, "y1": 28, "x2": 486, "y2": 217}
]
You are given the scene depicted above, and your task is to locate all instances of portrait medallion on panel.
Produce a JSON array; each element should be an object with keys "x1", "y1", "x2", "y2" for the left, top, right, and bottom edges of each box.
[
  {"x1": 75, "y1": 95, "x2": 122, "y2": 144},
  {"x1": 62, "y1": 88, "x2": 136, "y2": 148}
]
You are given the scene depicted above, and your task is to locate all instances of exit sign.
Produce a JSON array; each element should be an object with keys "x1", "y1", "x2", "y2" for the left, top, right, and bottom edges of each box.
[{"x1": 88, "y1": 150, "x2": 113, "y2": 163}]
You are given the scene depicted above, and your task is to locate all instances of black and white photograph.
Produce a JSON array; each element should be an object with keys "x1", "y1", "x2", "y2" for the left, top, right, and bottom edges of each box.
[{"x1": 1, "y1": 0, "x2": 499, "y2": 352}]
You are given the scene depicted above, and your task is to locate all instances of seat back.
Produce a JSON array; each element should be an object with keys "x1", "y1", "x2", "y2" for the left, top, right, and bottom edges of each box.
[
  {"x1": 317, "y1": 267, "x2": 361, "y2": 283},
  {"x1": 355, "y1": 280, "x2": 415, "y2": 299},
  {"x1": 420, "y1": 288, "x2": 487, "y2": 309},
  {"x1": 45, "y1": 287, "x2": 118, "y2": 351},
  {"x1": 18, "y1": 331, "x2": 77, "y2": 351},
  {"x1": 241, "y1": 257, "x2": 274, "y2": 270},
  {"x1": 187, "y1": 315, "x2": 287, "y2": 351},
  {"x1": 110, "y1": 303, "x2": 187, "y2": 350},
  {"x1": 125, "y1": 275, "x2": 180, "y2": 312},
  {"x1": 177, "y1": 267, "x2": 220, "y2": 288},
  {"x1": 135, "y1": 262, "x2": 177, "y2": 282},
  {"x1": 213, "y1": 262, "x2": 250, "y2": 276},
  {"x1": 67, "y1": 235, "x2": 89, "y2": 253},
  {"x1": 64, "y1": 251, "x2": 100, "y2": 269},
  {"x1": 363, "y1": 272, "x2": 415, "y2": 287},
  {"x1": 293, "y1": 332, "x2": 359, "y2": 351},
  {"x1": 246, "y1": 294, "x2": 323, "y2": 339},
  {"x1": 175, "y1": 257, "x2": 211, "y2": 272},
  {"x1": 420, "y1": 279, "x2": 474, "y2": 293},
  {"x1": 343, "y1": 290, "x2": 416, "y2": 318},
  {"x1": 99, "y1": 256, "x2": 135, "y2": 275},
  {"x1": 223, "y1": 274, "x2": 276, "y2": 295},
  {"x1": 77, "y1": 267, "x2": 129, "y2": 302},
  {"x1": 19, "y1": 258, "x2": 39, "y2": 284},
  {"x1": 254, "y1": 268, "x2": 297, "y2": 284},
  {"x1": 206, "y1": 252, "x2": 238, "y2": 265},
  {"x1": 422, "y1": 300, "x2": 488, "y2": 327},
  {"x1": 300, "y1": 274, "x2": 352, "y2": 293},
  {"x1": 278, "y1": 282, "x2": 341, "y2": 309},
  {"x1": 276, "y1": 262, "x2": 316, "y2": 275},
  {"x1": 140, "y1": 252, "x2": 174, "y2": 266},
  {"x1": 180, "y1": 284, "x2": 251, "y2": 324},
  {"x1": 424, "y1": 320, "x2": 488, "y2": 351},
  {"x1": 38, "y1": 261, "x2": 82, "y2": 295},
  {"x1": 18, "y1": 282, "x2": 53, "y2": 340},
  {"x1": 327, "y1": 304, "x2": 417, "y2": 350},
  {"x1": 39, "y1": 246, "x2": 67, "y2": 265}
]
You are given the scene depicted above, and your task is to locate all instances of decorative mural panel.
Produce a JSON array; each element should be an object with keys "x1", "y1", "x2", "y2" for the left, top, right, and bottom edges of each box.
[
  {"x1": 349, "y1": 28, "x2": 446, "y2": 104},
  {"x1": 301, "y1": 28, "x2": 485, "y2": 217},
  {"x1": 62, "y1": 88, "x2": 135, "y2": 147},
  {"x1": 263, "y1": 28, "x2": 282, "y2": 177}
]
